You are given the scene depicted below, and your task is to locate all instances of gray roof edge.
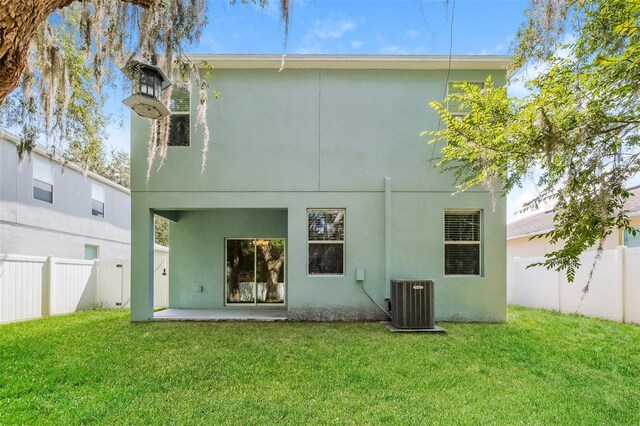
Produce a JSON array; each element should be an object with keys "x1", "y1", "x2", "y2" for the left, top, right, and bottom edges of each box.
[{"x1": 0, "y1": 129, "x2": 131, "y2": 195}]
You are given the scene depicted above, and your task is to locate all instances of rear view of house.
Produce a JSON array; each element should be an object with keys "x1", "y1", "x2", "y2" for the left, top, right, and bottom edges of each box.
[{"x1": 130, "y1": 55, "x2": 508, "y2": 322}]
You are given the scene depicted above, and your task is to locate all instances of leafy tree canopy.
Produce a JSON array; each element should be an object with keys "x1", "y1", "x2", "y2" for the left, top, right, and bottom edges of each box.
[{"x1": 427, "y1": 0, "x2": 640, "y2": 281}]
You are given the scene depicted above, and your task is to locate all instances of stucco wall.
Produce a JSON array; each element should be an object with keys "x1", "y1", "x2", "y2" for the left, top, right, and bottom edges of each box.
[
  {"x1": 0, "y1": 136, "x2": 131, "y2": 260},
  {"x1": 131, "y1": 63, "x2": 507, "y2": 322}
]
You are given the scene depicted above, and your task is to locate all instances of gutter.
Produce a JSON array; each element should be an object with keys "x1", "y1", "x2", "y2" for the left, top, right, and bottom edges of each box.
[{"x1": 184, "y1": 54, "x2": 512, "y2": 70}]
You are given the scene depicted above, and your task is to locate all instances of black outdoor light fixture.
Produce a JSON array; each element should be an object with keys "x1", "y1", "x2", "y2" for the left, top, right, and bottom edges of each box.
[{"x1": 122, "y1": 60, "x2": 172, "y2": 119}]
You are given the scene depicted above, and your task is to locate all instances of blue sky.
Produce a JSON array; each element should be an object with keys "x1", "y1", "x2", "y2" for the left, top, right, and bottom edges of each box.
[{"x1": 105, "y1": 0, "x2": 531, "y2": 219}]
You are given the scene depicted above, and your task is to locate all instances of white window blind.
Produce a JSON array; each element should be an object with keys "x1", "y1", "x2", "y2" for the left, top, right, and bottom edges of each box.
[
  {"x1": 91, "y1": 184, "x2": 105, "y2": 218},
  {"x1": 308, "y1": 209, "x2": 345, "y2": 275},
  {"x1": 33, "y1": 157, "x2": 53, "y2": 184},
  {"x1": 32, "y1": 157, "x2": 54, "y2": 203},
  {"x1": 444, "y1": 210, "x2": 481, "y2": 275}
]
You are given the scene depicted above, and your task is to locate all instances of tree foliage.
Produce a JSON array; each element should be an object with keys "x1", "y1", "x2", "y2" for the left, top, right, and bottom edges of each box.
[
  {"x1": 65, "y1": 142, "x2": 131, "y2": 188},
  {"x1": 427, "y1": 0, "x2": 640, "y2": 281},
  {"x1": 154, "y1": 215, "x2": 169, "y2": 247}
]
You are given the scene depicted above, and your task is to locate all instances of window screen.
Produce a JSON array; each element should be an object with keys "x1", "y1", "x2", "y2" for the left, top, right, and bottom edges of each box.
[
  {"x1": 308, "y1": 209, "x2": 345, "y2": 275},
  {"x1": 168, "y1": 86, "x2": 190, "y2": 146},
  {"x1": 33, "y1": 179, "x2": 53, "y2": 203},
  {"x1": 444, "y1": 211, "x2": 481, "y2": 275}
]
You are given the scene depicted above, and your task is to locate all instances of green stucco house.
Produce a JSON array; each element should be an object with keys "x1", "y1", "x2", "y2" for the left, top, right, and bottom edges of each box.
[{"x1": 130, "y1": 54, "x2": 508, "y2": 322}]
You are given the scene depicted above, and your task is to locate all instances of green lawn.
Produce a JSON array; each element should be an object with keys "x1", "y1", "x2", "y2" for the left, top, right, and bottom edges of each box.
[{"x1": 1, "y1": 307, "x2": 639, "y2": 425}]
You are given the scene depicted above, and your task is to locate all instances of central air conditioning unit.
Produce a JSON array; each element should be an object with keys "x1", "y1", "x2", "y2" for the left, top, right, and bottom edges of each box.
[{"x1": 390, "y1": 280, "x2": 434, "y2": 329}]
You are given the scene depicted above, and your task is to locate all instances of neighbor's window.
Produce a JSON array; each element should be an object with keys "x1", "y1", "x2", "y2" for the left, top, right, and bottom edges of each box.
[
  {"x1": 444, "y1": 210, "x2": 481, "y2": 276},
  {"x1": 447, "y1": 81, "x2": 484, "y2": 115},
  {"x1": 32, "y1": 157, "x2": 54, "y2": 203},
  {"x1": 91, "y1": 184, "x2": 105, "y2": 218},
  {"x1": 84, "y1": 244, "x2": 99, "y2": 260},
  {"x1": 308, "y1": 209, "x2": 345, "y2": 275},
  {"x1": 168, "y1": 86, "x2": 190, "y2": 146}
]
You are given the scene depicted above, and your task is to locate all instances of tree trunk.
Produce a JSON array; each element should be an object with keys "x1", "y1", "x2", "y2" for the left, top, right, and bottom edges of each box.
[
  {"x1": 0, "y1": 0, "x2": 155, "y2": 106},
  {"x1": 260, "y1": 244, "x2": 284, "y2": 302},
  {"x1": 227, "y1": 244, "x2": 241, "y2": 302}
]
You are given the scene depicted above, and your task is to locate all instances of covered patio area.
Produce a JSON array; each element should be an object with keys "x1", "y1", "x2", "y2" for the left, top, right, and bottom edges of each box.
[{"x1": 153, "y1": 307, "x2": 288, "y2": 321}]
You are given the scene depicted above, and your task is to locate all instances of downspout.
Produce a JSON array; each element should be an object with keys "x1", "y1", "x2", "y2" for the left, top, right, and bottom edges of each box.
[{"x1": 385, "y1": 177, "x2": 392, "y2": 300}]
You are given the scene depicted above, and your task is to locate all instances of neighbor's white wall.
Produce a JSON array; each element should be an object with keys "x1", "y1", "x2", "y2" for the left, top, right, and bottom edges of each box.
[{"x1": 0, "y1": 135, "x2": 131, "y2": 260}]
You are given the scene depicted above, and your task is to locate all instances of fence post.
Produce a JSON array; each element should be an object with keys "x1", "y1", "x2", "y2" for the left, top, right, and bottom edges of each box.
[
  {"x1": 94, "y1": 259, "x2": 100, "y2": 308},
  {"x1": 557, "y1": 263, "x2": 563, "y2": 313},
  {"x1": 618, "y1": 246, "x2": 626, "y2": 323},
  {"x1": 42, "y1": 256, "x2": 53, "y2": 317}
]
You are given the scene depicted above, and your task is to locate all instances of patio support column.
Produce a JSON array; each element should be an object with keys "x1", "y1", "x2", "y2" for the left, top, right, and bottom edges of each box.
[{"x1": 131, "y1": 200, "x2": 154, "y2": 321}]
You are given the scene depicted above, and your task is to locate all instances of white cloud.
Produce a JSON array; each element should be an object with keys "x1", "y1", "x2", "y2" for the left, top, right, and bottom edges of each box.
[
  {"x1": 201, "y1": 34, "x2": 224, "y2": 53},
  {"x1": 405, "y1": 30, "x2": 420, "y2": 40},
  {"x1": 350, "y1": 40, "x2": 364, "y2": 49},
  {"x1": 475, "y1": 34, "x2": 513, "y2": 56},
  {"x1": 294, "y1": 17, "x2": 360, "y2": 54},
  {"x1": 378, "y1": 45, "x2": 426, "y2": 55},
  {"x1": 312, "y1": 18, "x2": 357, "y2": 40}
]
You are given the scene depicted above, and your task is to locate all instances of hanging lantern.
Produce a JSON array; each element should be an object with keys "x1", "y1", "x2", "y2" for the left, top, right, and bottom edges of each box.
[{"x1": 122, "y1": 60, "x2": 172, "y2": 119}]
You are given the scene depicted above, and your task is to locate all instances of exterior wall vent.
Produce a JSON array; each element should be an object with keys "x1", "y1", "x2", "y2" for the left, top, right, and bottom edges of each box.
[{"x1": 390, "y1": 280, "x2": 435, "y2": 329}]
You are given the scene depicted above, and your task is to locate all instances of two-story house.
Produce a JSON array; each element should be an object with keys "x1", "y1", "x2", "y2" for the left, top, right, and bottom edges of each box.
[
  {"x1": 0, "y1": 130, "x2": 131, "y2": 260},
  {"x1": 130, "y1": 55, "x2": 508, "y2": 322}
]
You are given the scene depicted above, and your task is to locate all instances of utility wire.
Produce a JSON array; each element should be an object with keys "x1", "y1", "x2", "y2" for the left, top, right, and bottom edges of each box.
[{"x1": 428, "y1": 0, "x2": 456, "y2": 173}]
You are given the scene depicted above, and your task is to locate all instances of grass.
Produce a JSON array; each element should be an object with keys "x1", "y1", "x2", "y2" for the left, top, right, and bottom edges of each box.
[{"x1": 1, "y1": 307, "x2": 639, "y2": 425}]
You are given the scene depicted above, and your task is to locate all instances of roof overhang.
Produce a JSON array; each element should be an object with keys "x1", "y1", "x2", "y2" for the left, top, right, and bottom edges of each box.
[{"x1": 184, "y1": 54, "x2": 512, "y2": 70}]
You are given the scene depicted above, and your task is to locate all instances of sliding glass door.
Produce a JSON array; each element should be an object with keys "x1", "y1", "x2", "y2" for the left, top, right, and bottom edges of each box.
[{"x1": 225, "y1": 238, "x2": 285, "y2": 305}]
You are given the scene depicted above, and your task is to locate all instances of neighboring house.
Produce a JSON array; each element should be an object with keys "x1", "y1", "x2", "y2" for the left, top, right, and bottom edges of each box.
[
  {"x1": 0, "y1": 130, "x2": 131, "y2": 261},
  {"x1": 507, "y1": 185, "x2": 640, "y2": 258},
  {"x1": 130, "y1": 54, "x2": 509, "y2": 322}
]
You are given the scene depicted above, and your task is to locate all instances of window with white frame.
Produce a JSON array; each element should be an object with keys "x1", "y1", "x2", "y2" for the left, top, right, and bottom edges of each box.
[
  {"x1": 307, "y1": 209, "x2": 345, "y2": 275},
  {"x1": 32, "y1": 157, "x2": 54, "y2": 203},
  {"x1": 444, "y1": 210, "x2": 481, "y2": 276},
  {"x1": 91, "y1": 184, "x2": 105, "y2": 218},
  {"x1": 168, "y1": 86, "x2": 190, "y2": 146},
  {"x1": 447, "y1": 81, "x2": 485, "y2": 116}
]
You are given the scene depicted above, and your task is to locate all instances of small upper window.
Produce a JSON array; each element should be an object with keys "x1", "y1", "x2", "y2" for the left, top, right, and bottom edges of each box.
[
  {"x1": 308, "y1": 209, "x2": 345, "y2": 275},
  {"x1": 168, "y1": 86, "x2": 190, "y2": 146},
  {"x1": 84, "y1": 244, "x2": 99, "y2": 260},
  {"x1": 33, "y1": 157, "x2": 54, "y2": 203},
  {"x1": 91, "y1": 184, "x2": 105, "y2": 218},
  {"x1": 447, "y1": 81, "x2": 484, "y2": 115},
  {"x1": 444, "y1": 210, "x2": 481, "y2": 276}
]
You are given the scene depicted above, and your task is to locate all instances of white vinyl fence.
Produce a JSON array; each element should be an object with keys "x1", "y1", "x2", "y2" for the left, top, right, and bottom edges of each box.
[
  {"x1": 0, "y1": 248, "x2": 169, "y2": 324},
  {"x1": 508, "y1": 246, "x2": 640, "y2": 324}
]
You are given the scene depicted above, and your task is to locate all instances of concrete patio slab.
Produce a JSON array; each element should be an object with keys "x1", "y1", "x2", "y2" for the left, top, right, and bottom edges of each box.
[{"x1": 152, "y1": 307, "x2": 288, "y2": 322}]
